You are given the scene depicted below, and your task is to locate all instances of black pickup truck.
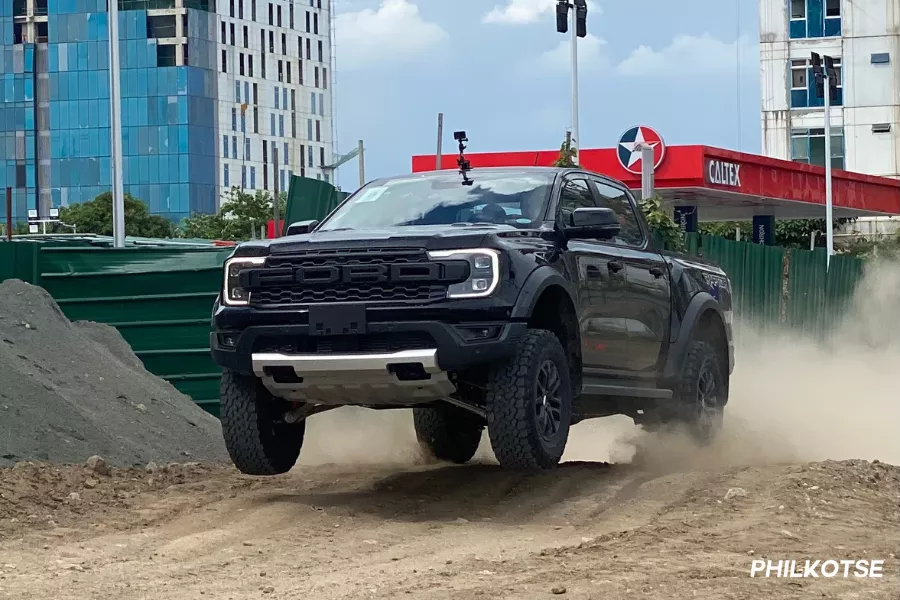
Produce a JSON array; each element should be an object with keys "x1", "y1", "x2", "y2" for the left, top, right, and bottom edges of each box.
[{"x1": 210, "y1": 166, "x2": 734, "y2": 473}]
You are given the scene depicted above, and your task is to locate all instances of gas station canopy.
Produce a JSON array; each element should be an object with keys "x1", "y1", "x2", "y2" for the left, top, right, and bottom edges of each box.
[{"x1": 411, "y1": 143, "x2": 900, "y2": 222}]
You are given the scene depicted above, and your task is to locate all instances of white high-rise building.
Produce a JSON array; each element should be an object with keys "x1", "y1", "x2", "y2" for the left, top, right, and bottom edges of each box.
[
  {"x1": 760, "y1": 0, "x2": 900, "y2": 234},
  {"x1": 217, "y1": 0, "x2": 335, "y2": 199}
]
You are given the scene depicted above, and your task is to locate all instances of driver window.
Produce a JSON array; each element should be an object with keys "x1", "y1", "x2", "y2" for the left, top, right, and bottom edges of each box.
[{"x1": 557, "y1": 179, "x2": 596, "y2": 225}]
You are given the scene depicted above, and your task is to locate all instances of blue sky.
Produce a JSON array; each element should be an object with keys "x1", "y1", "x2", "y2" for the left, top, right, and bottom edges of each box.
[{"x1": 332, "y1": 0, "x2": 760, "y2": 189}]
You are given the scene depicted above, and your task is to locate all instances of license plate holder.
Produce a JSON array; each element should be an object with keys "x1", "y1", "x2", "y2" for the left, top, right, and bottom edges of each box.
[{"x1": 308, "y1": 304, "x2": 367, "y2": 336}]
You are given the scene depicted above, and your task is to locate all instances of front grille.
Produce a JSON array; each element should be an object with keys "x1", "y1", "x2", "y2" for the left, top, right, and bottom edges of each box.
[
  {"x1": 250, "y1": 247, "x2": 449, "y2": 307},
  {"x1": 252, "y1": 284, "x2": 447, "y2": 305},
  {"x1": 255, "y1": 332, "x2": 436, "y2": 354}
]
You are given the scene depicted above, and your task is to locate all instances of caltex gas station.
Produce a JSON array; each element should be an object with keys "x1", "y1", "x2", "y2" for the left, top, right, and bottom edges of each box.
[{"x1": 411, "y1": 126, "x2": 900, "y2": 245}]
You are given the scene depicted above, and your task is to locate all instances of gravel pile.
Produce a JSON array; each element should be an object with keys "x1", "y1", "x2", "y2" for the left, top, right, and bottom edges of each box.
[{"x1": 0, "y1": 278, "x2": 228, "y2": 467}]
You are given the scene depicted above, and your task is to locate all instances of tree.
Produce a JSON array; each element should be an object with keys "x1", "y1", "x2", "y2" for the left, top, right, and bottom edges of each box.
[
  {"x1": 59, "y1": 192, "x2": 175, "y2": 238},
  {"x1": 699, "y1": 218, "x2": 855, "y2": 248},
  {"x1": 551, "y1": 134, "x2": 685, "y2": 251},
  {"x1": 179, "y1": 187, "x2": 287, "y2": 241}
]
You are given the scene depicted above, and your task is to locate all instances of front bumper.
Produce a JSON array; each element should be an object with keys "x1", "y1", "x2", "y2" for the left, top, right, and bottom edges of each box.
[{"x1": 211, "y1": 315, "x2": 527, "y2": 404}]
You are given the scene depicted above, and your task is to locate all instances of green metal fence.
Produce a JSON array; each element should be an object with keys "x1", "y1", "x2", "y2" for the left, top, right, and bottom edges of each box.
[
  {"x1": 687, "y1": 234, "x2": 868, "y2": 336},
  {"x1": 1, "y1": 238, "x2": 232, "y2": 415}
]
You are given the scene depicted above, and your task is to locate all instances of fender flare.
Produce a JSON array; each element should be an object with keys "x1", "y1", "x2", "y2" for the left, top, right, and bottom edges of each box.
[
  {"x1": 662, "y1": 292, "x2": 729, "y2": 381},
  {"x1": 510, "y1": 267, "x2": 577, "y2": 320}
]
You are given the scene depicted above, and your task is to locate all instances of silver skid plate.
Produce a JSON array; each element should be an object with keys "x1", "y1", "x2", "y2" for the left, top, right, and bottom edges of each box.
[{"x1": 251, "y1": 349, "x2": 455, "y2": 405}]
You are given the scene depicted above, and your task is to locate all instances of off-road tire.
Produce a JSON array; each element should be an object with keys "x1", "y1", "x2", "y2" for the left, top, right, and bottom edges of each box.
[
  {"x1": 485, "y1": 329, "x2": 573, "y2": 471},
  {"x1": 220, "y1": 369, "x2": 304, "y2": 475},
  {"x1": 413, "y1": 404, "x2": 484, "y2": 464},
  {"x1": 670, "y1": 340, "x2": 726, "y2": 445}
]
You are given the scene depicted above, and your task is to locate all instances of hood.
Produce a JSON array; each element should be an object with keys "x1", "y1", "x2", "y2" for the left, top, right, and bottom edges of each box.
[{"x1": 261, "y1": 224, "x2": 533, "y2": 254}]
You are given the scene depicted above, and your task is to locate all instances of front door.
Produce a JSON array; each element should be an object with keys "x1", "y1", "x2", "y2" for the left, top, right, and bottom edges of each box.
[
  {"x1": 556, "y1": 177, "x2": 630, "y2": 371},
  {"x1": 587, "y1": 177, "x2": 672, "y2": 373}
]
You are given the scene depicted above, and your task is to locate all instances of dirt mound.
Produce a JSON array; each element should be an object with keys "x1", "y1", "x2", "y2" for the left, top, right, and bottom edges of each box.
[{"x1": 0, "y1": 279, "x2": 228, "y2": 468}]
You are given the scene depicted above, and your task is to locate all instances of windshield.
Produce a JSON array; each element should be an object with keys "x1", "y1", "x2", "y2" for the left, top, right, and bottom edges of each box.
[{"x1": 318, "y1": 171, "x2": 555, "y2": 231}]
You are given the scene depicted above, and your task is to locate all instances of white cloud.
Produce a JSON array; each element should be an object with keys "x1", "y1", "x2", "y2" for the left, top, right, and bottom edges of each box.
[
  {"x1": 534, "y1": 33, "x2": 609, "y2": 73},
  {"x1": 483, "y1": 0, "x2": 601, "y2": 25},
  {"x1": 335, "y1": 0, "x2": 448, "y2": 70},
  {"x1": 616, "y1": 33, "x2": 758, "y2": 77}
]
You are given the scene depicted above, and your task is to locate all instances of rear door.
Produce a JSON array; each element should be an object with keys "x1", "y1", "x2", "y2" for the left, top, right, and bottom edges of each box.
[
  {"x1": 556, "y1": 176, "x2": 630, "y2": 371},
  {"x1": 585, "y1": 177, "x2": 672, "y2": 374}
]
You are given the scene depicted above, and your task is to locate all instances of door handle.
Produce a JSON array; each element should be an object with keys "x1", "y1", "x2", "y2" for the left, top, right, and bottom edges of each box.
[
  {"x1": 649, "y1": 266, "x2": 665, "y2": 278},
  {"x1": 607, "y1": 260, "x2": 623, "y2": 273}
]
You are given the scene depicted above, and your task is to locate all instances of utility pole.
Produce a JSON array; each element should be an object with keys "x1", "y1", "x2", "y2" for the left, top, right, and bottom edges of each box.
[
  {"x1": 811, "y1": 52, "x2": 837, "y2": 270},
  {"x1": 555, "y1": 0, "x2": 587, "y2": 156},
  {"x1": 357, "y1": 139, "x2": 365, "y2": 188},
  {"x1": 273, "y1": 146, "x2": 280, "y2": 238},
  {"x1": 435, "y1": 112, "x2": 444, "y2": 170},
  {"x1": 108, "y1": 0, "x2": 125, "y2": 248}
]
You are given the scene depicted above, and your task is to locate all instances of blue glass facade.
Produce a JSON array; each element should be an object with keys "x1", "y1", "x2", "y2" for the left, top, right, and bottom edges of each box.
[{"x1": 1, "y1": 1, "x2": 219, "y2": 224}]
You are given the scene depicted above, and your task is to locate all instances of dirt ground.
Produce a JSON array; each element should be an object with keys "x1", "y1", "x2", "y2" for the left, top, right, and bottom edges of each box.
[{"x1": 1, "y1": 422, "x2": 898, "y2": 600}]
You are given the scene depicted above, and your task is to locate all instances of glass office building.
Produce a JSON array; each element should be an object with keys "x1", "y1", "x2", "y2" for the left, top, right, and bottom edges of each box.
[{"x1": 1, "y1": 0, "x2": 334, "y2": 224}]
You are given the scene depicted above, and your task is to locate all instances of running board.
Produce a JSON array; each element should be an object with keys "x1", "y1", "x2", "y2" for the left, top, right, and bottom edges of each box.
[{"x1": 580, "y1": 383, "x2": 673, "y2": 400}]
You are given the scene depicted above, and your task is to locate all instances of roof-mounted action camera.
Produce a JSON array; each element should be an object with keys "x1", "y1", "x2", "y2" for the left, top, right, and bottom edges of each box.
[{"x1": 454, "y1": 130, "x2": 473, "y2": 186}]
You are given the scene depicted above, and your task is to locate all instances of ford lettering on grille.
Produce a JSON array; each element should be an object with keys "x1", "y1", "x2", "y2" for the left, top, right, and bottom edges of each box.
[{"x1": 295, "y1": 263, "x2": 444, "y2": 285}]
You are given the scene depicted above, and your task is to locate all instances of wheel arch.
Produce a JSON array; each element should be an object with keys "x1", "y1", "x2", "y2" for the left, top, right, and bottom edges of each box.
[
  {"x1": 512, "y1": 270, "x2": 582, "y2": 394},
  {"x1": 662, "y1": 292, "x2": 730, "y2": 389}
]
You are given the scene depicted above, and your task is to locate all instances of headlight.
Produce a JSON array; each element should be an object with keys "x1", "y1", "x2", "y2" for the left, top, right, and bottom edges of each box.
[
  {"x1": 222, "y1": 256, "x2": 266, "y2": 306},
  {"x1": 427, "y1": 248, "x2": 500, "y2": 299}
]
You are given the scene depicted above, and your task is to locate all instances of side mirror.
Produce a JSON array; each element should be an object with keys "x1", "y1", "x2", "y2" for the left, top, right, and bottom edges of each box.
[
  {"x1": 285, "y1": 220, "x2": 319, "y2": 236},
  {"x1": 561, "y1": 207, "x2": 620, "y2": 240}
]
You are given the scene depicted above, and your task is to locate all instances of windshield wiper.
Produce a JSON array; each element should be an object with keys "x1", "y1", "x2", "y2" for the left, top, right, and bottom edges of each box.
[{"x1": 320, "y1": 227, "x2": 355, "y2": 232}]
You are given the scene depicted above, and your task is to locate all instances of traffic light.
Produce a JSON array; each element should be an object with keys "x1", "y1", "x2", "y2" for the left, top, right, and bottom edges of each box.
[
  {"x1": 811, "y1": 52, "x2": 824, "y2": 98},
  {"x1": 574, "y1": 0, "x2": 587, "y2": 38},
  {"x1": 555, "y1": 1, "x2": 568, "y2": 33}
]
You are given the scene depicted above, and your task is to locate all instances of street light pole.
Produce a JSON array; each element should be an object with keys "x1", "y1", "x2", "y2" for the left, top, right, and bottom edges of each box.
[
  {"x1": 557, "y1": 0, "x2": 586, "y2": 156},
  {"x1": 570, "y1": 11, "x2": 579, "y2": 155},
  {"x1": 108, "y1": 0, "x2": 125, "y2": 248},
  {"x1": 824, "y1": 69, "x2": 833, "y2": 270}
]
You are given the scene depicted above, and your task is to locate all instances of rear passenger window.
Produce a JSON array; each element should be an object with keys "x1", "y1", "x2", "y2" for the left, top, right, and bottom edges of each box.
[
  {"x1": 557, "y1": 179, "x2": 596, "y2": 225},
  {"x1": 592, "y1": 180, "x2": 644, "y2": 246}
]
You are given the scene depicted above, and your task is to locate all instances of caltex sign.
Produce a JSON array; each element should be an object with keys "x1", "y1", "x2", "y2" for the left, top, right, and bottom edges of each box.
[{"x1": 617, "y1": 126, "x2": 666, "y2": 175}]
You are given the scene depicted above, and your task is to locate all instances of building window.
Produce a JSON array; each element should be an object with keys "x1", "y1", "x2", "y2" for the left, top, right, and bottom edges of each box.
[
  {"x1": 290, "y1": 4, "x2": 294, "y2": 28},
  {"x1": 268, "y1": 2, "x2": 273, "y2": 25},
  {"x1": 221, "y1": 49, "x2": 227, "y2": 72},
  {"x1": 224, "y1": 164, "x2": 230, "y2": 187},
  {"x1": 261, "y1": 30, "x2": 266, "y2": 53},
  {"x1": 322, "y1": 68, "x2": 327, "y2": 89},
  {"x1": 243, "y1": 25, "x2": 248, "y2": 48},
  {"x1": 306, "y1": 11, "x2": 310, "y2": 32},
  {"x1": 306, "y1": 38, "x2": 311, "y2": 59},
  {"x1": 239, "y1": 0, "x2": 243, "y2": 19},
  {"x1": 311, "y1": 92, "x2": 316, "y2": 114},
  {"x1": 318, "y1": 40, "x2": 323, "y2": 62},
  {"x1": 245, "y1": 138, "x2": 251, "y2": 160},
  {"x1": 319, "y1": 147, "x2": 325, "y2": 167},
  {"x1": 308, "y1": 119, "x2": 313, "y2": 140},
  {"x1": 274, "y1": 86, "x2": 280, "y2": 109},
  {"x1": 291, "y1": 112, "x2": 297, "y2": 138},
  {"x1": 790, "y1": 0, "x2": 841, "y2": 39},
  {"x1": 277, "y1": 5, "x2": 282, "y2": 27},
  {"x1": 313, "y1": 13, "x2": 318, "y2": 34},
  {"x1": 230, "y1": 22, "x2": 235, "y2": 45},
  {"x1": 235, "y1": 81, "x2": 241, "y2": 102},
  {"x1": 250, "y1": 166, "x2": 256, "y2": 189},
  {"x1": 239, "y1": 53, "x2": 245, "y2": 75},
  {"x1": 314, "y1": 67, "x2": 319, "y2": 88},
  {"x1": 271, "y1": 113, "x2": 276, "y2": 136},
  {"x1": 269, "y1": 30, "x2": 275, "y2": 53},
  {"x1": 290, "y1": 89, "x2": 296, "y2": 111},
  {"x1": 252, "y1": 0, "x2": 256, "y2": 20},
  {"x1": 791, "y1": 127, "x2": 844, "y2": 169},
  {"x1": 262, "y1": 55, "x2": 267, "y2": 78},
  {"x1": 287, "y1": 62, "x2": 292, "y2": 83},
  {"x1": 299, "y1": 61, "x2": 304, "y2": 84},
  {"x1": 284, "y1": 142, "x2": 289, "y2": 164},
  {"x1": 315, "y1": 120, "x2": 320, "y2": 142},
  {"x1": 253, "y1": 83, "x2": 259, "y2": 105},
  {"x1": 221, "y1": 21, "x2": 226, "y2": 43},
  {"x1": 282, "y1": 33, "x2": 287, "y2": 55},
  {"x1": 278, "y1": 60, "x2": 284, "y2": 82},
  {"x1": 232, "y1": 107, "x2": 237, "y2": 130},
  {"x1": 232, "y1": 136, "x2": 238, "y2": 159},
  {"x1": 308, "y1": 145, "x2": 313, "y2": 167},
  {"x1": 279, "y1": 115, "x2": 285, "y2": 137},
  {"x1": 789, "y1": 58, "x2": 843, "y2": 109},
  {"x1": 241, "y1": 112, "x2": 246, "y2": 133},
  {"x1": 248, "y1": 55, "x2": 254, "y2": 77},
  {"x1": 230, "y1": 0, "x2": 235, "y2": 17},
  {"x1": 254, "y1": 107, "x2": 259, "y2": 133},
  {"x1": 223, "y1": 135, "x2": 229, "y2": 158},
  {"x1": 242, "y1": 165, "x2": 247, "y2": 188}
]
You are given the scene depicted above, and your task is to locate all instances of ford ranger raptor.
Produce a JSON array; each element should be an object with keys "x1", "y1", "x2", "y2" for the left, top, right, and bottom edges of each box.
[{"x1": 210, "y1": 166, "x2": 734, "y2": 473}]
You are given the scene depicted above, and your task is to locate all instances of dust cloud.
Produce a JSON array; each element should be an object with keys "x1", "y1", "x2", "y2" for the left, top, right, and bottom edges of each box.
[{"x1": 296, "y1": 260, "x2": 900, "y2": 469}]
